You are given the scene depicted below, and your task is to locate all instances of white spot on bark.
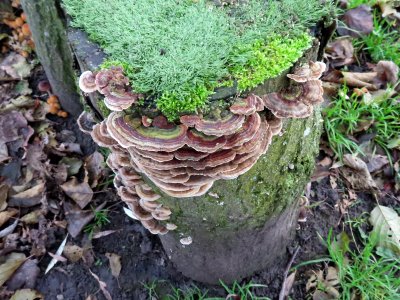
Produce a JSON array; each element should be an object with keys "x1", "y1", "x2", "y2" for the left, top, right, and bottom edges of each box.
[
  {"x1": 180, "y1": 236, "x2": 193, "y2": 245},
  {"x1": 303, "y1": 127, "x2": 311, "y2": 137}
]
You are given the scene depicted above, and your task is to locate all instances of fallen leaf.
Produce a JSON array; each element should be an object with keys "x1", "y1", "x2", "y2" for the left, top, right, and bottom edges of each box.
[
  {"x1": 0, "y1": 184, "x2": 9, "y2": 211},
  {"x1": 105, "y1": 253, "x2": 122, "y2": 278},
  {"x1": 0, "y1": 219, "x2": 18, "y2": 238},
  {"x1": 306, "y1": 267, "x2": 340, "y2": 300},
  {"x1": 48, "y1": 252, "x2": 67, "y2": 263},
  {"x1": 341, "y1": 154, "x2": 377, "y2": 191},
  {"x1": 45, "y1": 234, "x2": 68, "y2": 275},
  {"x1": 0, "y1": 209, "x2": 18, "y2": 227},
  {"x1": 59, "y1": 157, "x2": 83, "y2": 176},
  {"x1": 89, "y1": 270, "x2": 112, "y2": 300},
  {"x1": 0, "y1": 53, "x2": 33, "y2": 79},
  {"x1": 282, "y1": 271, "x2": 297, "y2": 299},
  {"x1": 0, "y1": 252, "x2": 26, "y2": 287},
  {"x1": 85, "y1": 151, "x2": 104, "y2": 188},
  {"x1": 8, "y1": 181, "x2": 45, "y2": 208},
  {"x1": 92, "y1": 230, "x2": 118, "y2": 239},
  {"x1": 55, "y1": 143, "x2": 83, "y2": 155},
  {"x1": 325, "y1": 38, "x2": 354, "y2": 67},
  {"x1": 64, "y1": 202, "x2": 94, "y2": 238},
  {"x1": 61, "y1": 177, "x2": 93, "y2": 209},
  {"x1": 63, "y1": 244, "x2": 84, "y2": 263},
  {"x1": 340, "y1": 5, "x2": 373, "y2": 37},
  {"x1": 379, "y1": 1, "x2": 400, "y2": 20},
  {"x1": 369, "y1": 205, "x2": 400, "y2": 255},
  {"x1": 366, "y1": 155, "x2": 389, "y2": 173},
  {"x1": 6, "y1": 259, "x2": 40, "y2": 290},
  {"x1": 10, "y1": 289, "x2": 43, "y2": 300},
  {"x1": 20, "y1": 210, "x2": 42, "y2": 225}
]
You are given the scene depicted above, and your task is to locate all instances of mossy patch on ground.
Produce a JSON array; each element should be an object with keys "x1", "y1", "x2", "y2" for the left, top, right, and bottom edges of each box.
[{"x1": 63, "y1": 0, "x2": 332, "y2": 120}]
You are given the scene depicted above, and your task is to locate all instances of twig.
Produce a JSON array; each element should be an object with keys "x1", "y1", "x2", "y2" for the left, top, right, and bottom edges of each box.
[{"x1": 279, "y1": 246, "x2": 301, "y2": 300}]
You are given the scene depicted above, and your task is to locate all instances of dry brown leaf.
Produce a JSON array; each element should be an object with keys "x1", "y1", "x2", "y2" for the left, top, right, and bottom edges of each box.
[
  {"x1": 307, "y1": 267, "x2": 340, "y2": 300},
  {"x1": 92, "y1": 230, "x2": 119, "y2": 239},
  {"x1": 20, "y1": 210, "x2": 42, "y2": 225},
  {"x1": 63, "y1": 244, "x2": 84, "y2": 263},
  {"x1": 64, "y1": 202, "x2": 94, "y2": 238},
  {"x1": 85, "y1": 151, "x2": 104, "y2": 188},
  {"x1": 282, "y1": 271, "x2": 297, "y2": 299},
  {"x1": 325, "y1": 39, "x2": 354, "y2": 67},
  {"x1": 89, "y1": 270, "x2": 112, "y2": 300},
  {"x1": 0, "y1": 184, "x2": 9, "y2": 211},
  {"x1": 0, "y1": 252, "x2": 26, "y2": 287},
  {"x1": 0, "y1": 219, "x2": 18, "y2": 238},
  {"x1": 10, "y1": 289, "x2": 43, "y2": 300},
  {"x1": 6, "y1": 259, "x2": 40, "y2": 290},
  {"x1": 366, "y1": 155, "x2": 389, "y2": 173},
  {"x1": 341, "y1": 154, "x2": 378, "y2": 191},
  {"x1": 105, "y1": 253, "x2": 122, "y2": 278},
  {"x1": 61, "y1": 177, "x2": 93, "y2": 209},
  {"x1": 8, "y1": 181, "x2": 45, "y2": 208},
  {"x1": 0, "y1": 53, "x2": 33, "y2": 79},
  {"x1": 0, "y1": 209, "x2": 18, "y2": 227},
  {"x1": 379, "y1": 2, "x2": 400, "y2": 20},
  {"x1": 340, "y1": 5, "x2": 373, "y2": 37}
]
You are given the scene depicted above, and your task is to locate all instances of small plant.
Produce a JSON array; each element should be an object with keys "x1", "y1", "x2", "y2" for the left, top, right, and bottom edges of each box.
[
  {"x1": 346, "y1": 0, "x2": 378, "y2": 9},
  {"x1": 323, "y1": 85, "x2": 400, "y2": 159},
  {"x1": 354, "y1": 12, "x2": 400, "y2": 66},
  {"x1": 84, "y1": 208, "x2": 110, "y2": 238},
  {"x1": 325, "y1": 229, "x2": 400, "y2": 300},
  {"x1": 142, "y1": 280, "x2": 270, "y2": 300}
]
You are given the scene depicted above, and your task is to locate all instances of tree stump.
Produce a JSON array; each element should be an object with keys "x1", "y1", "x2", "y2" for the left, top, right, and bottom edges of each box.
[{"x1": 63, "y1": 8, "x2": 332, "y2": 283}]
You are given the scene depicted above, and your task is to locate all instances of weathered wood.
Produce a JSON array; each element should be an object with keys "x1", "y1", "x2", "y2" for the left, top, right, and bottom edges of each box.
[{"x1": 20, "y1": 0, "x2": 82, "y2": 118}]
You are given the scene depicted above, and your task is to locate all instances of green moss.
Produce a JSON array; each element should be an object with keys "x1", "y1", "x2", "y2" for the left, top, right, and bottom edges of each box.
[
  {"x1": 229, "y1": 34, "x2": 313, "y2": 91},
  {"x1": 63, "y1": 0, "x2": 332, "y2": 119},
  {"x1": 156, "y1": 84, "x2": 214, "y2": 121},
  {"x1": 97, "y1": 98, "x2": 111, "y2": 118}
]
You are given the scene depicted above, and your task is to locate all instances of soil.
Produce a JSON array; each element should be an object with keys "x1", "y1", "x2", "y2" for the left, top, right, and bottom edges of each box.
[{"x1": 35, "y1": 174, "x2": 398, "y2": 300}]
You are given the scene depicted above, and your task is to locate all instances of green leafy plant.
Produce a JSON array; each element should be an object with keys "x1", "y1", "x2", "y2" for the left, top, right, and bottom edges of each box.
[
  {"x1": 84, "y1": 208, "x2": 110, "y2": 238},
  {"x1": 346, "y1": 0, "x2": 378, "y2": 9},
  {"x1": 354, "y1": 12, "x2": 400, "y2": 66},
  {"x1": 323, "y1": 85, "x2": 400, "y2": 159},
  {"x1": 325, "y1": 229, "x2": 400, "y2": 300},
  {"x1": 142, "y1": 280, "x2": 270, "y2": 300}
]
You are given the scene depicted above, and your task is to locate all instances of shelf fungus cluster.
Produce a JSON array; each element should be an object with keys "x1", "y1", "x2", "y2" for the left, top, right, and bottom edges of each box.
[{"x1": 78, "y1": 61, "x2": 325, "y2": 235}]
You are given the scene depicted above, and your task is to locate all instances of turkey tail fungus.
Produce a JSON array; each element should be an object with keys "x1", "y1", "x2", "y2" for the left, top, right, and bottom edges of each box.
[{"x1": 78, "y1": 57, "x2": 326, "y2": 282}]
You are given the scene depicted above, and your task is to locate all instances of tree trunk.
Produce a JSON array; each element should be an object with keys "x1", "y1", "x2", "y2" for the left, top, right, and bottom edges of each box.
[{"x1": 20, "y1": 0, "x2": 82, "y2": 118}]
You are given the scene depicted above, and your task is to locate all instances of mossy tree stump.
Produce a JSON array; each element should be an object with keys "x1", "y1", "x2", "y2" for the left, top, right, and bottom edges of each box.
[{"x1": 32, "y1": 0, "x2": 334, "y2": 283}]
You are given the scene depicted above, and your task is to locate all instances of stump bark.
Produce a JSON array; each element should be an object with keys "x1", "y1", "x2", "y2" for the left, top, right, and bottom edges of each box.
[{"x1": 20, "y1": 0, "x2": 83, "y2": 118}]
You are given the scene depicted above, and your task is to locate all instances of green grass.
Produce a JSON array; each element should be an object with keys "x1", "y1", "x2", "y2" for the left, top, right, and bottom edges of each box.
[
  {"x1": 84, "y1": 208, "x2": 110, "y2": 238},
  {"x1": 323, "y1": 85, "x2": 400, "y2": 159},
  {"x1": 63, "y1": 0, "x2": 332, "y2": 120},
  {"x1": 142, "y1": 280, "x2": 270, "y2": 300},
  {"x1": 325, "y1": 229, "x2": 400, "y2": 300},
  {"x1": 346, "y1": 0, "x2": 378, "y2": 9},
  {"x1": 354, "y1": 12, "x2": 400, "y2": 66}
]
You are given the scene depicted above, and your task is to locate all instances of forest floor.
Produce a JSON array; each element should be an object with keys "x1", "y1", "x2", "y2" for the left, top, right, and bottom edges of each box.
[{"x1": 0, "y1": 1, "x2": 400, "y2": 300}]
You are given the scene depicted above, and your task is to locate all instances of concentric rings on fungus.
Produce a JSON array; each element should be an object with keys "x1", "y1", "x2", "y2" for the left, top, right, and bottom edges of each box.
[{"x1": 78, "y1": 61, "x2": 325, "y2": 235}]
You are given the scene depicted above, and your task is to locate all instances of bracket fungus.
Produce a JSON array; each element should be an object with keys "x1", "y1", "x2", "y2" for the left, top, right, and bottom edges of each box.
[
  {"x1": 78, "y1": 61, "x2": 325, "y2": 235},
  {"x1": 263, "y1": 61, "x2": 325, "y2": 118}
]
